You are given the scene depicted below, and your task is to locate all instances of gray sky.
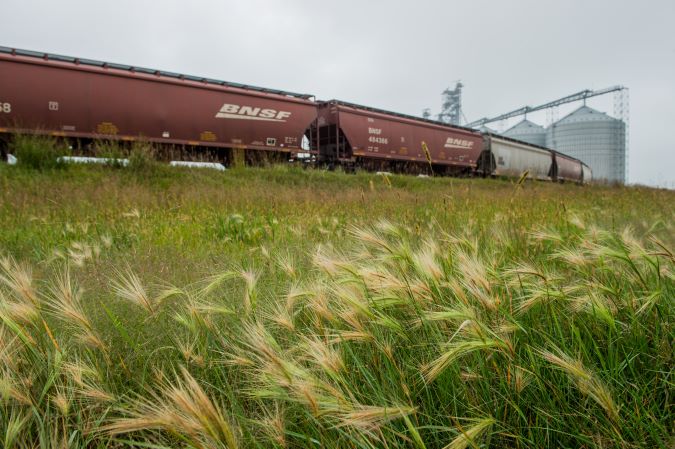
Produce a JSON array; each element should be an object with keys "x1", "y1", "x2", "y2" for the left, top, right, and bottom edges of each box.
[{"x1": 2, "y1": 0, "x2": 674, "y2": 187}]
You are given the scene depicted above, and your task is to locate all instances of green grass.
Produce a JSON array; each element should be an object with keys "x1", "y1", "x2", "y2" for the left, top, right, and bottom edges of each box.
[
  {"x1": 0, "y1": 154, "x2": 673, "y2": 448},
  {"x1": 8, "y1": 134, "x2": 69, "y2": 170}
]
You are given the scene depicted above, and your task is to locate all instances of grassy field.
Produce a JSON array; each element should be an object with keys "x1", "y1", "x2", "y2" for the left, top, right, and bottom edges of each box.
[{"x1": 0, "y1": 152, "x2": 673, "y2": 448}]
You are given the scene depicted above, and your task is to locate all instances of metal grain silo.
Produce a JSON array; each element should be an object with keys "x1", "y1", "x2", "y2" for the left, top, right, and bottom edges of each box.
[
  {"x1": 546, "y1": 106, "x2": 626, "y2": 183},
  {"x1": 503, "y1": 119, "x2": 547, "y2": 147}
]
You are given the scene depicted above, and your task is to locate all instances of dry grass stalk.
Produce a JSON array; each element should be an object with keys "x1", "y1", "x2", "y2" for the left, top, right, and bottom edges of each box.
[
  {"x1": 0, "y1": 256, "x2": 38, "y2": 306},
  {"x1": 256, "y1": 405, "x2": 287, "y2": 448},
  {"x1": 348, "y1": 226, "x2": 394, "y2": 255},
  {"x1": 240, "y1": 268, "x2": 259, "y2": 314},
  {"x1": 540, "y1": 349, "x2": 620, "y2": 422},
  {"x1": 444, "y1": 417, "x2": 495, "y2": 449},
  {"x1": 46, "y1": 268, "x2": 107, "y2": 351},
  {"x1": 0, "y1": 371, "x2": 32, "y2": 405},
  {"x1": 413, "y1": 241, "x2": 443, "y2": 281},
  {"x1": 104, "y1": 366, "x2": 239, "y2": 448},
  {"x1": 51, "y1": 388, "x2": 71, "y2": 416},
  {"x1": 302, "y1": 335, "x2": 344, "y2": 377},
  {"x1": 110, "y1": 269, "x2": 156, "y2": 314},
  {"x1": 335, "y1": 405, "x2": 417, "y2": 431},
  {"x1": 423, "y1": 339, "x2": 507, "y2": 383}
]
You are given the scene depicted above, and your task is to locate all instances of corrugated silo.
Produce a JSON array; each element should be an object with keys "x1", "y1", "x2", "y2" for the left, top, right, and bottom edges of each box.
[
  {"x1": 546, "y1": 106, "x2": 625, "y2": 183},
  {"x1": 503, "y1": 119, "x2": 547, "y2": 147}
]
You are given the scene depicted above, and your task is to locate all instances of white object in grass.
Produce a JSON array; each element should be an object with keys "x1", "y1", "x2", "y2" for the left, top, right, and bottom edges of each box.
[
  {"x1": 57, "y1": 156, "x2": 129, "y2": 166},
  {"x1": 169, "y1": 161, "x2": 226, "y2": 171}
]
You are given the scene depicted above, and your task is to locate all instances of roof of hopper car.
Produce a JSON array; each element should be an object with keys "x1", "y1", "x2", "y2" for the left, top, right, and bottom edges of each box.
[
  {"x1": 484, "y1": 132, "x2": 588, "y2": 166},
  {"x1": 550, "y1": 149, "x2": 588, "y2": 166},
  {"x1": 0, "y1": 46, "x2": 315, "y2": 100},
  {"x1": 483, "y1": 131, "x2": 553, "y2": 152},
  {"x1": 321, "y1": 100, "x2": 482, "y2": 135}
]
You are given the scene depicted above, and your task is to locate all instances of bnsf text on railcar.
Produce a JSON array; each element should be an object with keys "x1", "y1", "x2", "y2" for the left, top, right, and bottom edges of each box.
[
  {"x1": 444, "y1": 137, "x2": 474, "y2": 149},
  {"x1": 368, "y1": 127, "x2": 388, "y2": 144},
  {"x1": 215, "y1": 104, "x2": 291, "y2": 122}
]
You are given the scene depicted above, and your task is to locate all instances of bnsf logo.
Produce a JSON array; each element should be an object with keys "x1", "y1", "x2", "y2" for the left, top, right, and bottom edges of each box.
[
  {"x1": 444, "y1": 137, "x2": 474, "y2": 149},
  {"x1": 215, "y1": 104, "x2": 291, "y2": 122}
]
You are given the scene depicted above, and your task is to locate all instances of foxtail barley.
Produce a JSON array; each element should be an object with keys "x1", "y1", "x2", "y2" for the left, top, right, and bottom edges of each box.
[
  {"x1": 240, "y1": 268, "x2": 259, "y2": 314},
  {"x1": 335, "y1": 405, "x2": 417, "y2": 431},
  {"x1": 51, "y1": 388, "x2": 71, "y2": 416},
  {"x1": 444, "y1": 417, "x2": 495, "y2": 449},
  {"x1": 46, "y1": 267, "x2": 106, "y2": 351},
  {"x1": 110, "y1": 269, "x2": 157, "y2": 314},
  {"x1": 275, "y1": 253, "x2": 297, "y2": 279},
  {"x1": 0, "y1": 255, "x2": 38, "y2": 306},
  {"x1": 455, "y1": 249, "x2": 491, "y2": 293},
  {"x1": 255, "y1": 404, "x2": 287, "y2": 448},
  {"x1": 0, "y1": 371, "x2": 32, "y2": 405},
  {"x1": 423, "y1": 339, "x2": 509, "y2": 383},
  {"x1": 539, "y1": 348, "x2": 620, "y2": 422},
  {"x1": 302, "y1": 335, "x2": 344, "y2": 378},
  {"x1": 104, "y1": 366, "x2": 239, "y2": 448},
  {"x1": 348, "y1": 225, "x2": 394, "y2": 254},
  {"x1": 412, "y1": 241, "x2": 443, "y2": 281}
]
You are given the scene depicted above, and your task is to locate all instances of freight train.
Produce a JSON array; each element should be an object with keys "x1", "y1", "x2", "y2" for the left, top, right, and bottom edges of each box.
[{"x1": 0, "y1": 47, "x2": 591, "y2": 183}]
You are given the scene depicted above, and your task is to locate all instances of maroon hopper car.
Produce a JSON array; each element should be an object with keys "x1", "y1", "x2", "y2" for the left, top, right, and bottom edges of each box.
[
  {"x1": 316, "y1": 100, "x2": 484, "y2": 173},
  {"x1": 0, "y1": 47, "x2": 317, "y2": 157},
  {"x1": 552, "y1": 151, "x2": 583, "y2": 182}
]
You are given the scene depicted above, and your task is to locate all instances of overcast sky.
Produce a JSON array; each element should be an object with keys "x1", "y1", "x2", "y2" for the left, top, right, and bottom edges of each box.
[{"x1": 2, "y1": 0, "x2": 674, "y2": 187}]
